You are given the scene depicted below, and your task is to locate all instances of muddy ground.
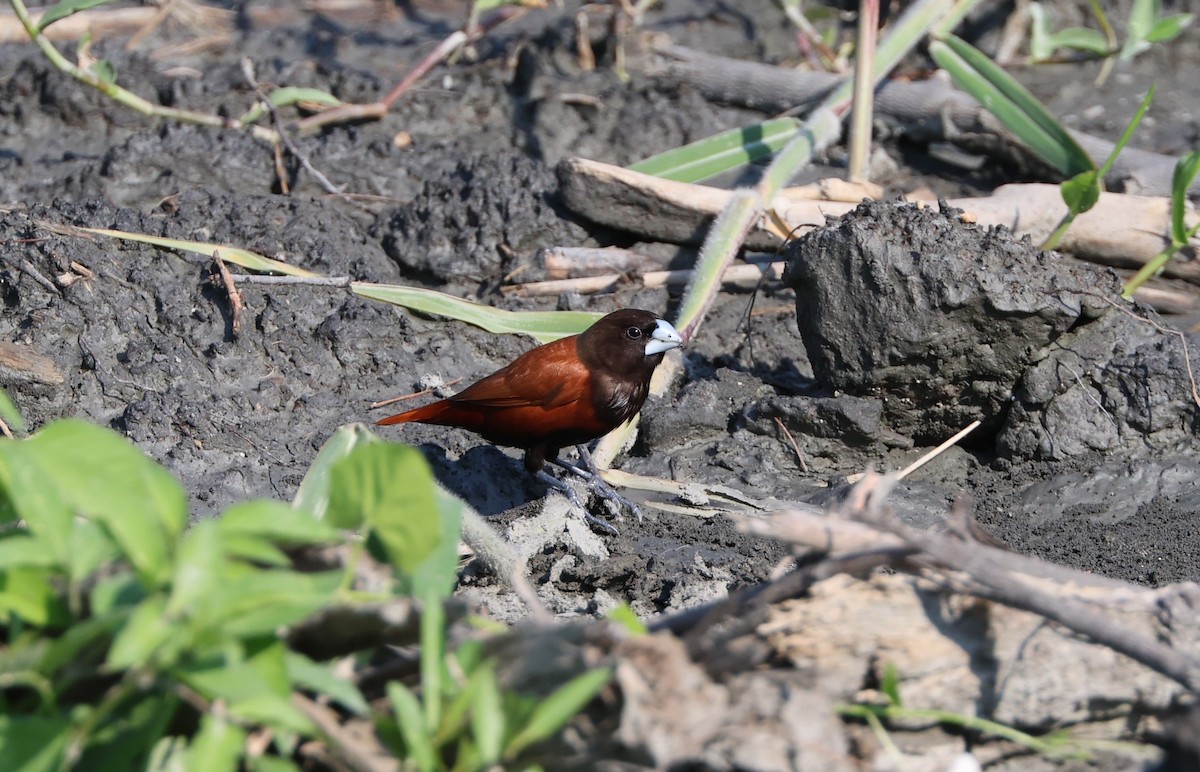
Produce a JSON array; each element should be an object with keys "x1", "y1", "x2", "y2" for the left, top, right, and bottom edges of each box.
[{"x1": 2, "y1": 0, "x2": 1199, "y2": 768}]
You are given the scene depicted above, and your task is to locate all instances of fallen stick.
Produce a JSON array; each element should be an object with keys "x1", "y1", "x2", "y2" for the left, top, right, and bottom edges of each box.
[
  {"x1": 503, "y1": 260, "x2": 784, "y2": 296},
  {"x1": 560, "y1": 158, "x2": 1200, "y2": 285}
]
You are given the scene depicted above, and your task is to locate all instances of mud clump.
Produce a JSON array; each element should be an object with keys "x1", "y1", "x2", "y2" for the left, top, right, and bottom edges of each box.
[{"x1": 782, "y1": 200, "x2": 1200, "y2": 461}]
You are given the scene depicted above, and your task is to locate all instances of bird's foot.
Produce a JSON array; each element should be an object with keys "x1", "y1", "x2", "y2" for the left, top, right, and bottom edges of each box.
[
  {"x1": 535, "y1": 469, "x2": 619, "y2": 535},
  {"x1": 552, "y1": 445, "x2": 645, "y2": 522}
]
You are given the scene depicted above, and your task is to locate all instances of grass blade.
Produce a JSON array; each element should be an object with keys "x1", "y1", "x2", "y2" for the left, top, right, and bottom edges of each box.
[
  {"x1": 930, "y1": 35, "x2": 1094, "y2": 177},
  {"x1": 77, "y1": 227, "x2": 319, "y2": 277},
  {"x1": 629, "y1": 118, "x2": 803, "y2": 183},
  {"x1": 350, "y1": 282, "x2": 600, "y2": 342}
]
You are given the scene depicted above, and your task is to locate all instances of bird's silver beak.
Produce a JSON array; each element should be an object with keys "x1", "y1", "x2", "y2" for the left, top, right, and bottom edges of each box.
[{"x1": 645, "y1": 318, "x2": 684, "y2": 356}]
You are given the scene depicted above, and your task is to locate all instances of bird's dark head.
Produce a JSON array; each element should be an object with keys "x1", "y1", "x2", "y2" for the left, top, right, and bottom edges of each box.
[{"x1": 577, "y1": 309, "x2": 683, "y2": 375}]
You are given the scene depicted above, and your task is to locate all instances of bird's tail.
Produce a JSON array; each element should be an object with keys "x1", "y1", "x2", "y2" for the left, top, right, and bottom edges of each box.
[{"x1": 375, "y1": 400, "x2": 455, "y2": 427}]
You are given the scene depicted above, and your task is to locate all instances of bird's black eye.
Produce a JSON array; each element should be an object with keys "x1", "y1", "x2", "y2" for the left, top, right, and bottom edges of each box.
[{"x1": 625, "y1": 326, "x2": 643, "y2": 340}]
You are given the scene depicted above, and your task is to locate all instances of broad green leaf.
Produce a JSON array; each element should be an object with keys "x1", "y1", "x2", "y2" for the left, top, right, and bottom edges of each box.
[
  {"x1": 0, "y1": 714, "x2": 70, "y2": 772},
  {"x1": 1, "y1": 420, "x2": 186, "y2": 583},
  {"x1": 388, "y1": 681, "x2": 437, "y2": 772},
  {"x1": 505, "y1": 668, "x2": 612, "y2": 759},
  {"x1": 0, "y1": 534, "x2": 60, "y2": 569},
  {"x1": 1171, "y1": 151, "x2": 1200, "y2": 244},
  {"x1": 165, "y1": 520, "x2": 223, "y2": 619},
  {"x1": 0, "y1": 388, "x2": 25, "y2": 435},
  {"x1": 400, "y1": 486, "x2": 463, "y2": 602},
  {"x1": 208, "y1": 568, "x2": 341, "y2": 637},
  {"x1": 220, "y1": 533, "x2": 290, "y2": 566},
  {"x1": 0, "y1": 441, "x2": 73, "y2": 559},
  {"x1": 327, "y1": 444, "x2": 441, "y2": 574},
  {"x1": 0, "y1": 567, "x2": 68, "y2": 626},
  {"x1": 284, "y1": 651, "x2": 369, "y2": 715},
  {"x1": 227, "y1": 693, "x2": 314, "y2": 734},
  {"x1": 36, "y1": 0, "x2": 119, "y2": 31},
  {"x1": 188, "y1": 713, "x2": 246, "y2": 772},
  {"x1": 220, "y1": 500, "x2": 339, "y2": 545},
  {"x1": 629, "y1": 118, "x2": 803, "y2": 183},
  {"x1": 108, "y1": 595, "x2": 174, "y2": 669},
  {"x1": 78, "y1": 227, "x2": 318, "y2": 277},
  {"x1": 293, "y1": 424, "x2": 380, "y2": 520},
  {"x1": 238, "y1": 87, "x2": 342, "y2": 124},
  {"x1": 179, "y1": 644, "x2": 312, "y2": 733},
  {"x1": 144, "y1": 735, "x2": 188, "y2": 772},
  {"x1": 471, "y1": 664, "x2": 504, "y2": 765},
  {"x1": 930, "y1": 35, "x2": 1094, "y2": 177},
  {"x1": 350, "y1": 283, "x2": 599, "y2": 343}
]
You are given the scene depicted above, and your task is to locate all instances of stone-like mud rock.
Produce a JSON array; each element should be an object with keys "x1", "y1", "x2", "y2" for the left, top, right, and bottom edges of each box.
[{"x1": 782, "y1": 200, "x2": 1200, "y2": 459}]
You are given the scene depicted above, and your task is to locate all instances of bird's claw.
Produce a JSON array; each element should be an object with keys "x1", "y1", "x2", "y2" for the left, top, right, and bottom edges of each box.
[{"x1": 535, "y1": 469, "x2": 619, "y2": 535}]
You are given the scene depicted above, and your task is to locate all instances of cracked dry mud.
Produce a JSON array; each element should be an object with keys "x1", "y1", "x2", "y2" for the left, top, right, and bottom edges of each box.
[{"x1": 2, "y1": 0, "x2": 1199, "y2": 768}]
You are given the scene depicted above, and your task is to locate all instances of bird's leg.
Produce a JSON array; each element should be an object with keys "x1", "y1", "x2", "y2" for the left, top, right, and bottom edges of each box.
[
  {"x1": 552, "y1": 445, "x2": 645, "y2": 522},
  {"x1": 535, "y1": 469, "x2": 619, "y2": 535}
]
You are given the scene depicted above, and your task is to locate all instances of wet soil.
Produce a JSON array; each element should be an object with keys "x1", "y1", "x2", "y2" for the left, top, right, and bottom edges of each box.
[{"x1": 2, "y1": 0, "x2": 1199, "y2": 765}]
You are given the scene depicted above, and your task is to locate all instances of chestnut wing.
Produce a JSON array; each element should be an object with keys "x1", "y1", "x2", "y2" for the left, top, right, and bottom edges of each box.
[{"x1": 449, "y1": 336, "x2": 587, "y2": 410}]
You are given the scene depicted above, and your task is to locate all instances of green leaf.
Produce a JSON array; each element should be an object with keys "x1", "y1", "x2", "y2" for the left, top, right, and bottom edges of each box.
[
  {"x1": 401, "y1": 486, "x2": 463, "y2": 602},
  {"x1": 1060, "y1": 169, "x2": 1101, "y2": 213},
  {"x1": 108, "y1": 595, "x2": 174, "y2": 669},
  {"x1": 248, "y1": 757, "x2": 302, "y2": 772},
  {"x1": 36, "y1": 0, "x2": 119, "y2": 31},
  {"x1": 505, "y1": 668, "x2": 611, "y2": 759},
  {"x1": 293, "y1": 424, "x2": 380, "y2": 520},
  {"x1": 471, "y1": 664, "x2": 504, "y2": 765},
  {"x1": 284, "y1": 651, "x2": 369, "y2": 715},
  {"x1": 0, "y1": 567, "x2": 68, "y2": 626},
  {"x1": 188, "y1": 713, "x2": 247, "y2": 772},
  {"x1": 0, "y1": 420, "x2": 186, "y2": 583},
  {"x1": 1146, "y1": 13, "x2": 1194, "y2": 43},
  {"x1": 238, "y1": 87, "x2": 342, "y2": 125},
  {"x1": 220, "y1": 500, "x2": 339, "y2": 545},
  {"x1": 220, "y1": 533, "x2": 290, "y2": 567},
  {"x1": 166, "y1": 520, "x2": 223, "y2": 620},
  {"x1": 0, "y1": 714, "x2": 70, "y2": 771},
  {"x1": 0, "y1": 388, "x2": 25, "y2": 436},
  {"x1": 388, "y1": 681, "x2": 437, "y2": 772},
  {"x1": 208, "y1": 569, "x2": 341, "y2": 637},
  {"x1": 78, "y1": 227, "x2": 319, "y2": 277},
  {"x1": 0, "y1": 534, "x2": 60, "y2": 569},
  {"x1": 89, "y1": 572, "x2": 146, "y2": 617},
  {"x1": 606, "y1": 603, "x2": 648, "y2": 635},
  {"x1": 89, "y1": 59, "x2": 116, "y2": 85},
  {"x1": 179, "y1": 644, "x2": 313, "y2": 733},
  {"x1": 881, "y1": 662, "x2": 903, "y2": 707},
  {"x1": 327, "y1": 444, "x2": 441, "y2": 574},
  {"x1": 629, "y1": 118, "x2": 803, "y2": 182},
  {"x1": 930, "y1": 35, "x2": 1094, "y2": 177},
  {"x1": 1049, "y1": 27, "x2": 1110, "y2": 55},
  {"x1": 351, "y1": 283, "x2": 600, "y2": 343},
  {"x1": 1170, "y1": 151, "x2": 1200, "y2": 245}
]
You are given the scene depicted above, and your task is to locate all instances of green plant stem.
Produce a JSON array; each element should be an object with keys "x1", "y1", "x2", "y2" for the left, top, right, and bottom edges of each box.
[
  {"x1": 835, "y1": 703, "x2": 1089, "y2": 759},
  {"x1": 7, "y1": 0, "x2": 278, "y2": 144}
]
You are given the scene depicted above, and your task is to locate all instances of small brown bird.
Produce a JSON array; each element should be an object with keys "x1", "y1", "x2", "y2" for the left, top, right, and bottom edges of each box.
[{"x1": 377, "y1": 309, "x2": 683, "y2": 525}]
